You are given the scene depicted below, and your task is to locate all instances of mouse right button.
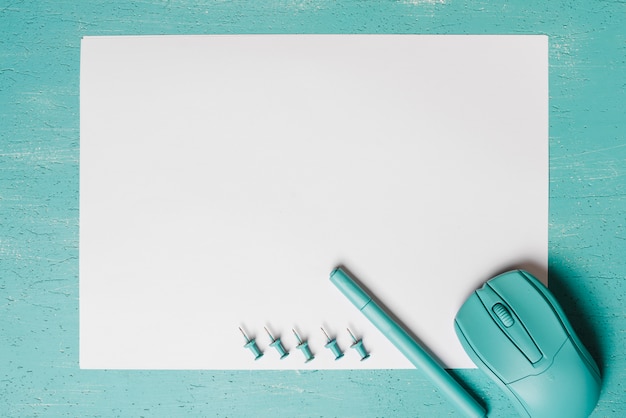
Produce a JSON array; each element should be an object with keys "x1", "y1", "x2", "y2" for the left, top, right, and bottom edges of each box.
[{"x1": 488, "y1": 271, "x2": 568, "y2": 358}]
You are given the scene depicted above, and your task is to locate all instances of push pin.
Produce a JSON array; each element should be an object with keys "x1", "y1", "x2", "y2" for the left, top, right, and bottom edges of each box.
[
  {"x1": 292, "y1": 329, "x2": 315, "y2": 363},
  {"x1": 347, "y1": 328, "x2": 370, "y2": 361},
  {"x1": 239, "y1": 327, "x2": 264, "y2": 360},
  {"x1": 265, "y1": 326, "x2": 289, "y2": 359},
  {"x1": 321, "y1": 327, "x2": 344, "y2": 360}
]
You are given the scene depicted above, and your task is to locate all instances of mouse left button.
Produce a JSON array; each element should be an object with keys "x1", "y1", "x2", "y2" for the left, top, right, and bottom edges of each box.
[{"x1": 455, "y1": 291, "x2": 533, "y2": 383}]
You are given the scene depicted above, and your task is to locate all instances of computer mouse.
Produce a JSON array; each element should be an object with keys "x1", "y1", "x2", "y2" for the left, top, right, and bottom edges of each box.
[{"x1": 454, "y1": 270, "x2": 601, "y2": 418}]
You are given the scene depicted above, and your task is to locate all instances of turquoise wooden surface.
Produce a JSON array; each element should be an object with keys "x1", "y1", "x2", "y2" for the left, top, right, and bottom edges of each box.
[{"x1": 1, "y1": 1, "x2": 624, "y2": 416}]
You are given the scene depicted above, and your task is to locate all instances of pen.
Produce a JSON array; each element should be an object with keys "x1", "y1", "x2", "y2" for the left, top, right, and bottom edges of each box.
[{"x1": 330, "y1": 267, "x2": 486, "y2": 418}]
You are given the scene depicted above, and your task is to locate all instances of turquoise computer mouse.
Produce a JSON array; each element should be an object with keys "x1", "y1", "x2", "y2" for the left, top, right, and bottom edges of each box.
[{"x1": 454, "y1": 270, "x2": 601, "y2": 418}]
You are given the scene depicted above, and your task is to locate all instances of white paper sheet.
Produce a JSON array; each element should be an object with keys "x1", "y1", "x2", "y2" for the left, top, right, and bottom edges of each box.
[{"x1": 80, "y1": 35, "x2": 548, "y2": 370}]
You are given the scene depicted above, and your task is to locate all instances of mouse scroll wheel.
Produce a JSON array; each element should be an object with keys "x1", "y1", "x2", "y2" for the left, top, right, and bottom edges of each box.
[{"x1": 493, "y1": 303, "x2": 515, "y2": 327}]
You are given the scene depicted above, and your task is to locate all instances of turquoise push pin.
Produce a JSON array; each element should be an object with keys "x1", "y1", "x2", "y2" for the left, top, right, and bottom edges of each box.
[
  {"x1": 239, "y1": 327, "x2": 263, "y2": 360},
  {"x1": 265, "y1": 326, "x2": 289, "y2": 359},
  {"x1": 348, "y1": 328, "x2": 370, "y2": 361},
  {"x1": 292, "y1": 329, "x2": 315, "y2": 363},
  {"x1": 321, "y1": 327, "x2": 344, "y2": 360}
]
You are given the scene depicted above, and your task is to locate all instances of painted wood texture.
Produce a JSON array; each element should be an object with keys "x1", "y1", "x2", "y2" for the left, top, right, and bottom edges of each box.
[{"x1": 1, "y1": 1, "x2": 624, "y2": 416}]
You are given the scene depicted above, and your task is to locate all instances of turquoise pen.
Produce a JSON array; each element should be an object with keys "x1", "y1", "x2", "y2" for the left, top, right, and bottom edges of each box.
[{"x1": 330, "y1": 267, "x2": 486, "y2": 418}]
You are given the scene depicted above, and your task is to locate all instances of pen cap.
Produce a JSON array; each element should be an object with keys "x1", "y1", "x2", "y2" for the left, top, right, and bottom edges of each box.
[{"x1": 330, "y1": 268, "x2": 372, "y2": 310}]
